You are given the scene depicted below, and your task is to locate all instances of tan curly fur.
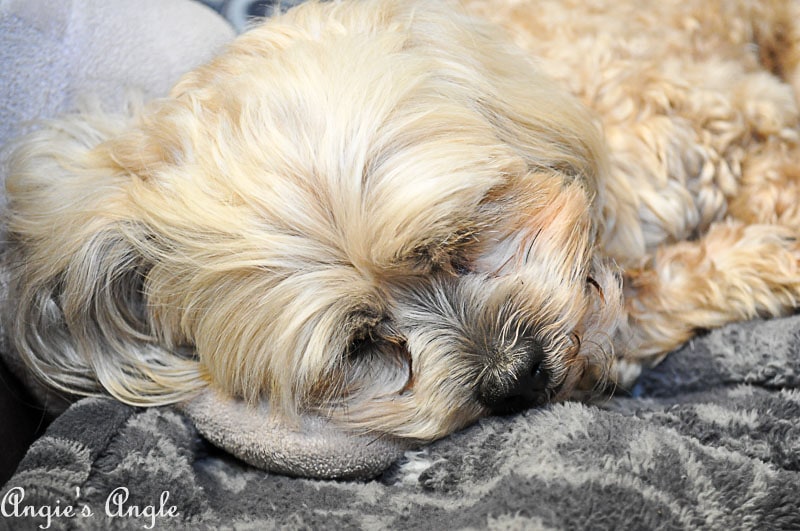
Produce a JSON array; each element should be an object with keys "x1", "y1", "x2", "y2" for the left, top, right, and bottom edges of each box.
[{"x1": 5, "y1": 0, "x2": 800, "y2": 442}]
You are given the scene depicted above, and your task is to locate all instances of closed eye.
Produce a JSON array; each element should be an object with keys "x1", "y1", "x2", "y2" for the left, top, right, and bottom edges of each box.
[
  {"x1": 586, "y1": 275, "x2": 604, "y2": 303},
  {"x1": 450, "y1": 254, "x2": 472, "y2": 276},
  {"x1": 344, "y1": 330, "x2": 412, "y2": 395}
]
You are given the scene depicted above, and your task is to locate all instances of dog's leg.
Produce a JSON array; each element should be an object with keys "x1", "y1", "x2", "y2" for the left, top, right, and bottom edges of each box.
[{"x1": 621, "y1": 221, "x2": 800, "y2": 363}]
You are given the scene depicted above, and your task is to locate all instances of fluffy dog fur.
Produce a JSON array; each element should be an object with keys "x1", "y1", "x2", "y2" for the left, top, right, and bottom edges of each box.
[{"x1": 5, "y1": 0, "x2": 800, "y2": 442}]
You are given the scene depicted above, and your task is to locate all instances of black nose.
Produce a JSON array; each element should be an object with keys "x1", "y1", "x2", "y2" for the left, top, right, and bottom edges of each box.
[{"x1": 477, "y1": 347, "x2": 550, "y2": 414}]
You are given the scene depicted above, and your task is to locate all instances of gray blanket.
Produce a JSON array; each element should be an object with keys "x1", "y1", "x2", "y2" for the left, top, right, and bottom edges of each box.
[{"x1": 3, "y1": 314, "x2": 799, "y2": 530}]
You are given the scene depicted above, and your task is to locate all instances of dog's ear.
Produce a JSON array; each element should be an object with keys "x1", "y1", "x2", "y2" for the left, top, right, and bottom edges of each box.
[{"x1": 4, "y1": 106, "x2": 206, "y2": 406}]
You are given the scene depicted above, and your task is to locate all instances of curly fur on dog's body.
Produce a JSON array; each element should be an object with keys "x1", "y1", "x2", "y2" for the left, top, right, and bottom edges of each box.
[{"x1": 5, "y1": 0, "x2": 800, "y2": 442}]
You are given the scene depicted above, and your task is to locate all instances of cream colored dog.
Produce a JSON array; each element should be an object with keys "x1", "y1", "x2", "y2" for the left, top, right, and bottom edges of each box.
[{"x1": 5, "y1": 0, "x2": 800, "y2": 444}]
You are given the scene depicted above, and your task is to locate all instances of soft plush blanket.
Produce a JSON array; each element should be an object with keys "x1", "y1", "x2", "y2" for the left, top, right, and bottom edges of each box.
[{"x1": 3, "y1": 314, "x2": 799, "y2": 529}]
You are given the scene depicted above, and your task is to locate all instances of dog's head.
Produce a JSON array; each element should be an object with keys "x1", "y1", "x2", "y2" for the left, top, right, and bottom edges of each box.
[{"x1": 6, "y1": 0, "x2": 623, "y2": 441}]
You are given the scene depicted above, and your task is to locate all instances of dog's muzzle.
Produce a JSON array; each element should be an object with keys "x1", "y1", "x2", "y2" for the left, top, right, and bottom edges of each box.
[{"x1": 476, "y1": 340, "x2": 550, "y2": 414}]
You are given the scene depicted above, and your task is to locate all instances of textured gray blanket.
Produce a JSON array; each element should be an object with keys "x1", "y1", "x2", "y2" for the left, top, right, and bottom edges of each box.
[{"x1": 3, "y1": 314, "x2": 799, "y2": 529}]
